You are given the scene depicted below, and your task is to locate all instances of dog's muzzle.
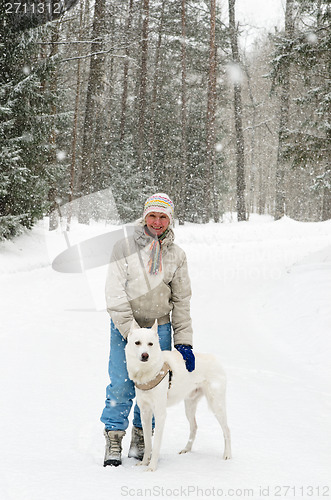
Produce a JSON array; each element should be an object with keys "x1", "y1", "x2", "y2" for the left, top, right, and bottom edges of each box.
[{"x1": 141, "y1": 352, "x2": 149, "y2": 362}]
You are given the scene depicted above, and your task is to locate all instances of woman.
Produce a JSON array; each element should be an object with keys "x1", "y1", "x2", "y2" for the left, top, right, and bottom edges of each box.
[{"x1": 101, "y1": 193, "x2": 195, "y2": 466}]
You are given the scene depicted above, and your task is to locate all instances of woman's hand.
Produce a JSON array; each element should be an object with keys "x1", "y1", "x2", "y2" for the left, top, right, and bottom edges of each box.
[{"x1": 175, "y1": 344, "x2": 195, "y2": 372}]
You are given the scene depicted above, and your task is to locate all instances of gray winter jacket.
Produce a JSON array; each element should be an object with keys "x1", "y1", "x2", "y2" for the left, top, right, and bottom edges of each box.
[{"x1": 105, "y1": 224, "x2": 193, "y2": 346}]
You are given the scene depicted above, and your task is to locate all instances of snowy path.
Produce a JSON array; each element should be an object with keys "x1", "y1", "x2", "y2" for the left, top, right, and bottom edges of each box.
[{"x1": 1, "y1": 216, "x2": 331, "y2": 500}]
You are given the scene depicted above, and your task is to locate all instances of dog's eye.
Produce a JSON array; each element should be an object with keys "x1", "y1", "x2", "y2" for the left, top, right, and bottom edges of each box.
[
  {"x1": 135, "y1": 341, "x2": 141, "y2": 346},
  {"x1": 148, "y1": 342, "x2": 153, "y2": 346}
]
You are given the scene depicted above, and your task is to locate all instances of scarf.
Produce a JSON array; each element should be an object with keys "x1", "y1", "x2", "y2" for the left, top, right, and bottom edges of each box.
[{"x1": 144, "y1": 226, "x2": 169, "y2": 275}]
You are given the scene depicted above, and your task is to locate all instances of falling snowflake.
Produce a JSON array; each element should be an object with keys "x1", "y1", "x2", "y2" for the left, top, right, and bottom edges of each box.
[
  {"x1": 226, "y1": 62, "x2": 245, "y2": 85},
  {"x1": 306, "y1": 32, "x2": 318, "y2": 45},
  {"x1": 56, "y1": 150, "x2": 67, "y2": 161}
]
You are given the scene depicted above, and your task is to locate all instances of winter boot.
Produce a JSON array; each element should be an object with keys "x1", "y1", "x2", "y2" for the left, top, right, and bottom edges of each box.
[
  {"x1": 103, "y1": 429, "x2": 126, "y2": 467},
  {"x1": 128, "y1": 426, "x2": 145, "y2": 461}
]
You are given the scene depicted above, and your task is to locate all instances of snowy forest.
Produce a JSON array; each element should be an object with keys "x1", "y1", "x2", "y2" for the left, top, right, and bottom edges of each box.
[{"x1": 1, "y1": 0, "x2": 330, "y2": 239}]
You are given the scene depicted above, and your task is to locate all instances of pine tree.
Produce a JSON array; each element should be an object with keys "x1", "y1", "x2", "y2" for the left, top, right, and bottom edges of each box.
[
  {"x1": 287, "y1": 0, "x2": 331, "y2": 220},
  {"x1": 269, "y1": 0, "x2": 330, "y2": 221},
  {"x1": 0, "y1": 13, "x2": 62, "y2": 239}
]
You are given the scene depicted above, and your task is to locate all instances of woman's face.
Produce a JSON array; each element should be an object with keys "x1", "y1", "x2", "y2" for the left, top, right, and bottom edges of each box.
[{"x1": 145, "y1": 212, "x2": 170, "y2": 236}]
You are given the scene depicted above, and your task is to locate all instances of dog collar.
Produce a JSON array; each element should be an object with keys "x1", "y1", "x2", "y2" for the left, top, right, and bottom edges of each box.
[{"x1": 135, "y1": 362, "x2": 172, "y2": 391}]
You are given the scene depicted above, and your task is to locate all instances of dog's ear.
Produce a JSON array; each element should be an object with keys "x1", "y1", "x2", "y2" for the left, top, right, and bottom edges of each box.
[
  {"x1": 151, "y1": 319, "x2": 158, "y2": 335},
  {"x1": 130, "y1": 318, "x2": 141, "y2": 334}
]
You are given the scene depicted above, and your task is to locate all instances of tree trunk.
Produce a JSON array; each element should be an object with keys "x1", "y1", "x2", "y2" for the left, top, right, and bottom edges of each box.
[
  {"x1": 149, "y1": 0, "x2": 166, "y2": 176},
  {"x1": 78, "y1": 0, "x2": 106, "y2": 223},
  {"x1": 228, "y1": 0, "x2": 246, "y2": 221},
  {"x1": 47, "y1": 23, "x2": 60, "y2": 231},
  {"x1": 244, "y1": 65, "x2": 257, "y2": 216},
  {"x1": 317, "y1": 0, "x2": 331, "y2": 221},
  {"x1": 178, "y1": 0, "x2": 188, "y2": 225},
  {"x1": 322, "y1": 129, "x2": 331, "y2": 220},
  {"x1": 274, "y1": 0, "x2": 294, "y2": 220},
  {"x1": 67, "y1": 0, "x2": 84, "y2": 231},
  {"x1": 204, "y1": 0, "x2": 217, "y2": 223},
  {"x1": 120, "y1": 0, "x2": 134, "y2": 142},
  {"x1": 137, "y1": 0, "x2": 149, "y2": 172}
]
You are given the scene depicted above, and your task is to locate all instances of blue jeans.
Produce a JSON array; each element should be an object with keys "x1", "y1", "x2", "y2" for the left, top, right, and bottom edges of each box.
[{"x1": 100, "y1": 320, "x2": 172, "y2": 431}]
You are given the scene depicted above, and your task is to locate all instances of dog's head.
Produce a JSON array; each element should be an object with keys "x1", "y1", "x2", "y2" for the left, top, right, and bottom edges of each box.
[{"x1": 126, "y1": 319, "x2": 161, "y2": 364}]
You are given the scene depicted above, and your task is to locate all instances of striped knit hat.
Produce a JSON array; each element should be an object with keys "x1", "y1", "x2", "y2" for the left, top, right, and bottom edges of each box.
[{"x1": 143, "y1": 193, "x2": 174, "y2": 226}]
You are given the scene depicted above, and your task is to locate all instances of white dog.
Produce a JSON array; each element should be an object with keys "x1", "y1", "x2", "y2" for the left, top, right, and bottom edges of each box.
[{"x1": 125, "y1": 320, "x2": 232, "y2": 471}]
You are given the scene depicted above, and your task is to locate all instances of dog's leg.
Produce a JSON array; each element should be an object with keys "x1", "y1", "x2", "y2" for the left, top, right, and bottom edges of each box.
[
  {"x1": 179, "y1": 389, "x2": 203, "y2": 454},
  {"x1": 145, "y1": 405, "x2": 166, "y2": 472},
  {"x1": 204, "y1": 383, "x2": 232, "y2": 460},
  {"x1": 214, "y1": 408, "x2": 232, "y2": 460},
  {"x1": 139, "y1": 405, "x2": 153, "y2": 466}
]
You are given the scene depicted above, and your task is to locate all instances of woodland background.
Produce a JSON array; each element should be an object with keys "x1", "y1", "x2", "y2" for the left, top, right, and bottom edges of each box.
[{"x1": 0, "y1": 0, "x2": 330, "y2": 239}]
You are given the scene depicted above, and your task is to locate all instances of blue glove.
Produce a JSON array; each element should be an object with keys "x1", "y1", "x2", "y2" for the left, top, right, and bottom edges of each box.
[{"x1": 175, "y1": 344, "x2": 195, "y2": 372}]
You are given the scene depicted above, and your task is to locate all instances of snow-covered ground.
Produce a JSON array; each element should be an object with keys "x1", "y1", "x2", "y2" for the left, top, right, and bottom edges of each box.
[{"x1": 1, "y1": 215, "x2": 331, "y2": 500}]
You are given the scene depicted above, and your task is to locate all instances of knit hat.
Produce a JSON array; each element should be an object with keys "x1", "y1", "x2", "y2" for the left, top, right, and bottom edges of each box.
[{"x1": 142, "y1": 193, "x2": 174, "y2": 226}]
